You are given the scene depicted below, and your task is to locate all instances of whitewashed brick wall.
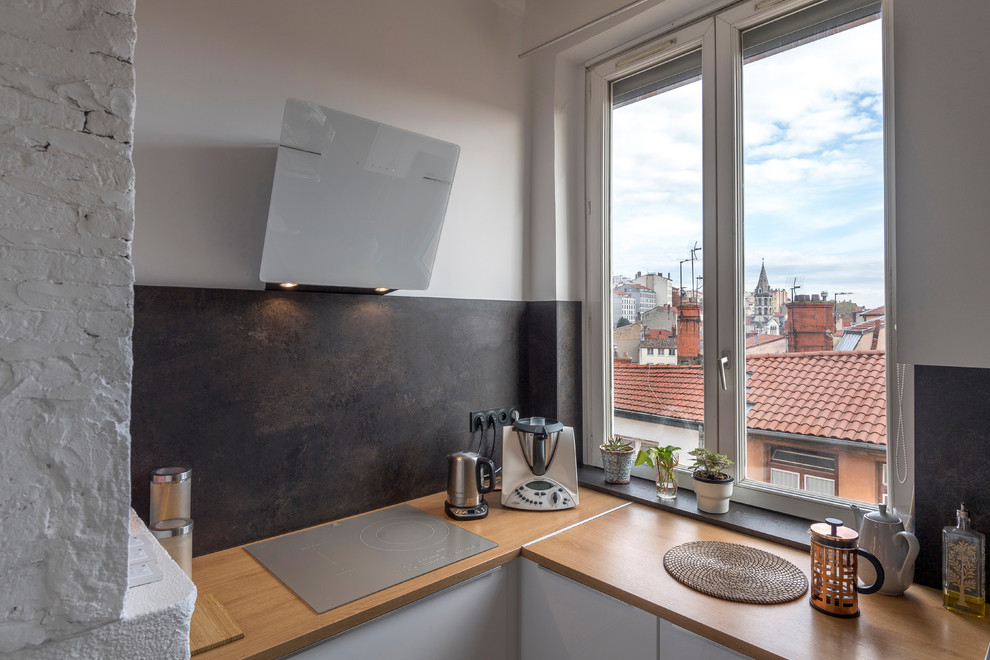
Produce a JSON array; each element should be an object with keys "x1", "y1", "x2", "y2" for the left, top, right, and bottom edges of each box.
[{"x1": 0, "y1": 0, "x2": 137, "y2": 652}]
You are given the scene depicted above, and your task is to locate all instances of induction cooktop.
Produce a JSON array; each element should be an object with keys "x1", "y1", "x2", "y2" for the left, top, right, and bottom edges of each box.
[{"x1": 245, "y1": 504, "x2": 498, "y2": 614}]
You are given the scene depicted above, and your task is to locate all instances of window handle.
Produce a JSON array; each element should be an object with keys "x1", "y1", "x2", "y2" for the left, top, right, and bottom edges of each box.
[{"x1": 718, "y1": 353, "x2": 730, "y2": 391}]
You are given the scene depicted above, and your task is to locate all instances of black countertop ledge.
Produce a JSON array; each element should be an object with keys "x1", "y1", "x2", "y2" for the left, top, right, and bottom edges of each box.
[{"x1": 578, "y1": 464, "x2": 814, "y2": 550}]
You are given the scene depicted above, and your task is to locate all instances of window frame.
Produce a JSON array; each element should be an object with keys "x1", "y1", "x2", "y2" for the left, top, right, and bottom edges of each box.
[{"x1": 584, "y1": 0, "x2": 909, "y2": 521}]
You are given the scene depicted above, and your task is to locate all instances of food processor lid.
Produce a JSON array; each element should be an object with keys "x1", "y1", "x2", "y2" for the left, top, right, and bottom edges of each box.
[{"x1": 513, "y1": 416, "x2": 563, "y2": 435}]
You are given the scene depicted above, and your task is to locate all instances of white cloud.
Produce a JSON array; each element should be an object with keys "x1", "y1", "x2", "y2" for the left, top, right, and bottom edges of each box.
[{"x1": 609, "y1": 17, "x2": 885, "y2": 309}]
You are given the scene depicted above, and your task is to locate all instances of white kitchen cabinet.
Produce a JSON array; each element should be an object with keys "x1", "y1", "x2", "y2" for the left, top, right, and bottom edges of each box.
[
  {"x1": 657, "y1": 619, "x2": 750, "y2": 660},
  {"x1": 287, "y1": 557, "x2": 750, "y2": 660},
  {"x1": 288, "y1": 563, "x2": 515, "y2": 660},
  {"x1": 518, "y1": 558, "x2": 749, "y2": 660},
  {"x1": 519, "y1": 557, "x2": 657, "y2": 660}
]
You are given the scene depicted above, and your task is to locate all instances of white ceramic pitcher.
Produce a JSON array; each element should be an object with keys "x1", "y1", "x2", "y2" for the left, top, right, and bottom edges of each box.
[{"x1": 851, "y1": 503, "x2": 920, "y2": 595}]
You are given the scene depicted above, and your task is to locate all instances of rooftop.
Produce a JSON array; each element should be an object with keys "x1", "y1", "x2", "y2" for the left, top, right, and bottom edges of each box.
[
  {"x1": 746, "y1": 350, "x2": 886, "y2": 445},
  {"x1": 614, "y1": 362, "x2": 704, "y2": 423},
  {"x1": 746, "y1": 334, "x2": 787, "y2": 347},
  {"x1": 845, "y1": 315, "x2": 886, "y2": 333},
  {"x1": 613, "y1": 350, "x2": 886, "y2": 444},
  {"x1": 641, "y1": 336, "x2": 678, "y2": 349}
]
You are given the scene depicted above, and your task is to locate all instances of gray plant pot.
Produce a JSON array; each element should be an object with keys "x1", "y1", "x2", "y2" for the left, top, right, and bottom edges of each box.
[{"x1": 600, "y1": 447, "x2": 636, "y2": 484}]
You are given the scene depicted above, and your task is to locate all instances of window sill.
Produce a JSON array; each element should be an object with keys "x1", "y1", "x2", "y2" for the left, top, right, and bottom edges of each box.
[{"x1": 578, "y1": 465, "x2": 813, "y2": 550}]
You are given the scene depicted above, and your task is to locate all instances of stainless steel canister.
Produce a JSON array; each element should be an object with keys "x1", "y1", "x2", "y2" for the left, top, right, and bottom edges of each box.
[
  {"x1": 151, "y1": 518, "x2": 194, "y2": 578},
  {"x1": 150, "y1": 467, "x2": 191, "y2": 526}
]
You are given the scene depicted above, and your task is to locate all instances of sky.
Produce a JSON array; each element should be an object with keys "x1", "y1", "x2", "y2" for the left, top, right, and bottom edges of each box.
[{"x1": 611, "y1": 18, "x2": 885, "y2": 310}]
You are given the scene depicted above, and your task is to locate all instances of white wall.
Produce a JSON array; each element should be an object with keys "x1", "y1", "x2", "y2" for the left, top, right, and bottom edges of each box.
[
  {"x1": 891, "y1": 0, "x2": 990, "y2": 369},
  {"x1": 133, "y1": 0, "x2": 528, "y2": 300},
  {"x1": 521, "y1": 0, "x2": 664, "y2": 55},
  {"x1": 0, "y1": 0, "x2": 135, "y2": 652}
]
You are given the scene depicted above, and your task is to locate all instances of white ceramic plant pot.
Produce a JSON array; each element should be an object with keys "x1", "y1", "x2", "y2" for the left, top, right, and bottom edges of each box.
[{"x1": 693, "y1": 476, "x2": 734, "y2": 514}]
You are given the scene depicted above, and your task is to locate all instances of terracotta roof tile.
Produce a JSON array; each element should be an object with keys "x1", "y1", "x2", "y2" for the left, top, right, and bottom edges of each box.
[
  {"x1": 613, "y1": 362, "x2": 704, "y2": 422},
  {"x1": 613, "y1": 350, "x2": 886, "y2": 445},
  {"x1": 641, "y1": 337, "x2": 678, "y2": 349},
  {"x1": 746, "y1": 334, "x2": 787, "y2": 347}
]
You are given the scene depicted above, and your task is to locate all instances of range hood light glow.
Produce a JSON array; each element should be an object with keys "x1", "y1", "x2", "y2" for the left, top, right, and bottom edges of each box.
[
  {"x1": 279, "y1": 282, "x2": 298, "y2": 289},
  {"x1": 374, "y1": 287, "x2": 390, "y2": 293}
]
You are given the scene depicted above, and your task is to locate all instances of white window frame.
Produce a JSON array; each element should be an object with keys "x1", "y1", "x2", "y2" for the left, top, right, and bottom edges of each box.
[{"x1": 584, "y1": 0, "x2": 910, "y2": 521}]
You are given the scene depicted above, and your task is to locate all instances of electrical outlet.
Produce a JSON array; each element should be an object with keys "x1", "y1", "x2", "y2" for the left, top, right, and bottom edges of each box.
[{"x1": 468, "y1": 406, "x2": 520, "y2": 432}]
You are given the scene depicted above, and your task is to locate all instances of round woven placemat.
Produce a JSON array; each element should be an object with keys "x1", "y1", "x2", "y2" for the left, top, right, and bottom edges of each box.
[{"x1": 663, "y1": 541, "x2": 808, "y2": 604}]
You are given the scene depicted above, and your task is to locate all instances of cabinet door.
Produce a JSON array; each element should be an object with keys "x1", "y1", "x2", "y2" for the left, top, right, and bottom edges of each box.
[
  {"x1": 519, "y1": 558, "x2": 657, "y2": 660},
  {"x1": 290, "y1": 564, "x2": 512, "y2": 660},
  {"x1": 657, "y1": 619, "x2": 751, "y2": 660}
]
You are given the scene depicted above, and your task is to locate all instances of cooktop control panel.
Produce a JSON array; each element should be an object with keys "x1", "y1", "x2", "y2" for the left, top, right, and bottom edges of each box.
[{"x1": 502, "y1": 479, "x2": 575, "y2": 510}]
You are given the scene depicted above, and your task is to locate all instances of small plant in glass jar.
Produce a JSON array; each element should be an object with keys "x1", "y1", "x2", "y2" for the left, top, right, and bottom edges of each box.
[{"x1": 635, "y1": 444, "x2": 681, "y2": 499}]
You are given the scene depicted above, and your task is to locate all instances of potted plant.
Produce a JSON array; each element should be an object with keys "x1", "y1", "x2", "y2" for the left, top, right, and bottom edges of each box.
[
  {"x1": 635, "y1": 444, "x2": 680, "y2": 500},
  {"x1": 688, "y1": 447, "x2": 734, "y2": 514},
  {"x1": 600, "y1": 435, "x2": 636, "y2": 484}
]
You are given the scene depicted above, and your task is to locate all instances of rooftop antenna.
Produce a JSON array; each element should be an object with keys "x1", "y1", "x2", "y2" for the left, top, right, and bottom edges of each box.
[
  {"x1": 679, "y1": 258, "x2": 690, "y2": 299},
  {"x1": 790, "y1": 277, "x2": 802, "y2": 301},
  {"x1": 689, "y1": 241, "x2": 702, "y2": 300}
]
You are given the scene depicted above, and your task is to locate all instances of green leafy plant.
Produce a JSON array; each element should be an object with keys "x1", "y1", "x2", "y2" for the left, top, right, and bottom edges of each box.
[
  {"x1": 635, "y1": 445, "x2": 681, "y2": 472},
  {"x1": 688, "y1": 447, "x2": 734, "y2": 481},
  {"x1": 601, "y1": 435, "x2": 634, "y2": 452}
]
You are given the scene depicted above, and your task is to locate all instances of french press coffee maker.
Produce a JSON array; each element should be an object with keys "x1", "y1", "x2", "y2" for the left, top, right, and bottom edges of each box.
[{"x1": 809, "y1": 517, "x2": 885, "y2": 617}]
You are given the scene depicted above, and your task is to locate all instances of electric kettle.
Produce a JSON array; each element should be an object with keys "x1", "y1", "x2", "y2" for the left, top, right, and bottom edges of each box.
[
  {"x1": 444, "y1": 451, "x2": 495, "y2": 520},
  {"x1": 851, "y1": 503, "x2": 920, "y2": 595}
]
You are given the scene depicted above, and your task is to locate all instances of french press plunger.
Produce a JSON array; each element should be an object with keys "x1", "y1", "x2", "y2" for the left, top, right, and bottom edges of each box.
[{"x1": 809, "y1": 517, "x2": 885, "y2": 618}]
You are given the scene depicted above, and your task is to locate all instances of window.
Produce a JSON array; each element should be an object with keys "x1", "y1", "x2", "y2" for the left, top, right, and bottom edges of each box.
[
  {"x1": 805, "y1": 475, "x2": 837, "y2": 497},
  {"x1": 587, "y1": 0, "x2": 896, "y2": 518},
  {"x1": 770, "y1": 468, "x2": 800, "y2": 490}
]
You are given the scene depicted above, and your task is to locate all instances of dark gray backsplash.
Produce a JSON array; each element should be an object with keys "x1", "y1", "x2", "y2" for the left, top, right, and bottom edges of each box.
[
  {"x1": 914, "y1": 364, "x2": 990, "y2": 590},
  {"x1": 526, "y1": 301, "x2": 583, "y2": 464},
  {"x1": 131, "y1": 287, "x2": 581, "y2": 555}
]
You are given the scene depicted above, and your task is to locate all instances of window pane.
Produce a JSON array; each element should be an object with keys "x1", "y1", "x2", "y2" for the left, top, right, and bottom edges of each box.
[
  {"x1": 741, "y1": 4, "x2": 884, "y2": 504},
  {"x1": 610, "y1": 50, "x2": 704, "y2": 460},
  {"x1": 770, "y1": 468, "x2": 800, "y2": 490}
]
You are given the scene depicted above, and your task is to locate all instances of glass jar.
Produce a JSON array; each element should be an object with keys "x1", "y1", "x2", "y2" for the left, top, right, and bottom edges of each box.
[
  {"x1": 150, "y1": 467, "x2": 191, "y2": 526},
  {"x1": 655, "y1": 464, "x2": 678, "y2": 500},
  {"x1": 151, "y1": 518, "x2": 194, "y2": 578}
]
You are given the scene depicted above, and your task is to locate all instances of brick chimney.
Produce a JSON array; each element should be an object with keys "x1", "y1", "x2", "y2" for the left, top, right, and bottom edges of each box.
[
  {"x1": 677, "y1": 302, "x2": 702, "y2": 365},
  {"x1": 786, "y1": 294, "x2": 834, "y2": 352}
]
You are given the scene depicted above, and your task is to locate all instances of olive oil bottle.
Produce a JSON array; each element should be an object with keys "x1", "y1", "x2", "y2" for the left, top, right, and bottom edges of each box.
[{"x1": 943, "y1": 503, "x2": 985, "y2": 618}]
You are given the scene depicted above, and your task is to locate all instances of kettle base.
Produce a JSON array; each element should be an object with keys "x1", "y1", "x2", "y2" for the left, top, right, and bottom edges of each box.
[{"x1": 444, "y1": 499, "x2": 489, "y2": 520}]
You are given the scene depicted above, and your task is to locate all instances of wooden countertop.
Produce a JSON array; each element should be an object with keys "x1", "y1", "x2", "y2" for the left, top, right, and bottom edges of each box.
[
  {"x1": 522, "y1": 503, "x2": 990, "y2": 659},
  {"x1": 190, "y1": 489, "x2": 629, "y2": 660},
  {"x1": 192, "y1": 492, "x2": 990, "y2": 659}
]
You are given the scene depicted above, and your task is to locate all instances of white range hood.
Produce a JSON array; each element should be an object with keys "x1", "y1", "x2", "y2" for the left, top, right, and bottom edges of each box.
[{"x1": 260, "y1": 99, "x2": 459, "y2": 294}]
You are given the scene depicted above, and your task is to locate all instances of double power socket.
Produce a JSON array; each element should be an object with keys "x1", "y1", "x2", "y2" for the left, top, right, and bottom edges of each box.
[{"x1": 469, "y1": 406, "x2": 520, "y2": 432}]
